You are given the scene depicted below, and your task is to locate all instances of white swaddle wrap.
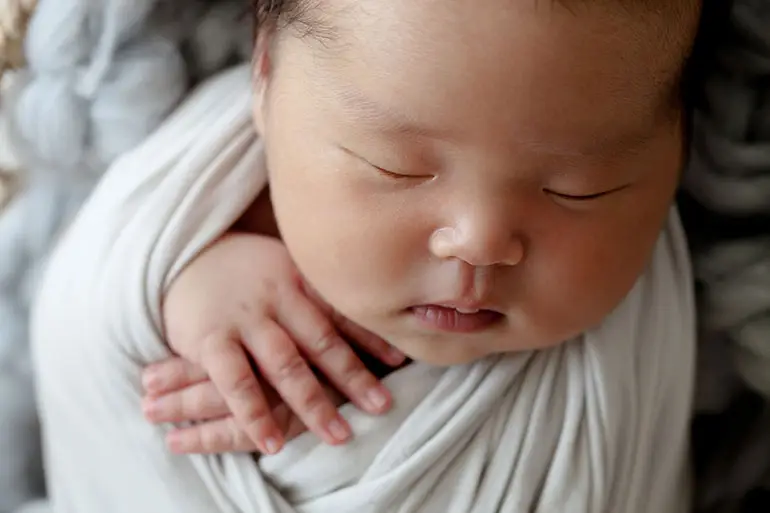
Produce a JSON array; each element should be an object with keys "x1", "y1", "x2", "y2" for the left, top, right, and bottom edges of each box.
[{"x1": 30, "y1": 64, "x2": 696, "y2": 513}]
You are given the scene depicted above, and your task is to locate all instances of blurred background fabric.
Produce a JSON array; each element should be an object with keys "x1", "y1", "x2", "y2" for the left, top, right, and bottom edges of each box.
[
  {"x1": 681, "y1": 0, "x2": 770, "y2": 511},
  {"x1": 0, "y1": 1, "x2": 252, "y2": 511}
]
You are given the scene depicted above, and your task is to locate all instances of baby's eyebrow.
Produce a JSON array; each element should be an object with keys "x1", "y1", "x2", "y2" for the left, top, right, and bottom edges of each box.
[
  {"x1": 333, "y1": 86, "x2": 454, "y2": 139},
  {"x1": 329, "y1": 83, "x2": 665, "y2": 156}
]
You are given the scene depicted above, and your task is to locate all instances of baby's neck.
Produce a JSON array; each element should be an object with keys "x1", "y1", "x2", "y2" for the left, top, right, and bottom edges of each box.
[{"x1": 232, "y1": 186, "x2": 281, "y2": 238}]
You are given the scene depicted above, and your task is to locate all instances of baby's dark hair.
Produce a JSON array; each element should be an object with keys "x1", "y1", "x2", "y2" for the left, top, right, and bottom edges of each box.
[
  {"x1": 252, "y1": 0, "x2": 302, "y2": 36},
  {"x1": 250, "y1": 0, "x2": 720, "y2": 121},
  {"x1": 252, "y1": 0, "x2": 701, "y2": 36}
]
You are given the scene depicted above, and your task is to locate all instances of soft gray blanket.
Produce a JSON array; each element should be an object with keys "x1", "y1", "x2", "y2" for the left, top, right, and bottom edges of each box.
[{"x1": 682, "y1": 0, "x2": 770, "y2": 511}]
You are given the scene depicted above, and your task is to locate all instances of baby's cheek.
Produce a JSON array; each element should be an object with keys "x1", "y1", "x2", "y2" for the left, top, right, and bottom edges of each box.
[{"x1": 527, "y1": 227, "x2": 651, "y2": 334}]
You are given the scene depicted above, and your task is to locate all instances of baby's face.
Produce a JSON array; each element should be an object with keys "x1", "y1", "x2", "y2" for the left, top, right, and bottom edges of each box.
[{"x1": 256, "y1": 0, "x2": 699, "y2": 364}]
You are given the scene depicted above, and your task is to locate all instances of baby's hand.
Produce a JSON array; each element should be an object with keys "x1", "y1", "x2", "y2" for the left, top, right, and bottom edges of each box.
[
  {"x1": 142, "y1": 357, "x2": 344, "y2": 453},
  {"x1": 152, "y1": 233, "x2": 404, "y2": 454}
]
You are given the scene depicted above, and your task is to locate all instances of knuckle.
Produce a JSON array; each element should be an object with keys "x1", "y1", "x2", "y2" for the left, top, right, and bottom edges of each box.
[
  {"x1": 177, "y1": 393, "x2": 195, "y2": 419},
  {"x1": 205, "y1": 386, "x2": 229, "y2": 413},
  {"x1": 181, "y1": 386, "x2": 210, "y2": 418},
  {"x1": 298, "y1": 387, "x2": 333, "y2": 418},
  {"x1": 272, "y1": 355, "x2": 310, "y2": 385},
  {"x1": 236, "y1": 294, "x2": 271, "y2": 318},
  {"x1": 201, "y1": 425, "x2": 230, "y2": 452},
  {"x1": 335, "y1": 352, "x2": 368, "y2": 387},
  {"x1": 229, "y1": 422, "x2": 251, "y2": 449},
  {"x1": 182, "y1": 361, "x2": 207, "y2": 383},
  {"x1": 228, "y1": 370, "x2": 261, "y2": 400},
  {"x1": 240, "y1": 399, "x2": 273, "y2": 426},
  {"x1": 194, "y1": 328, "x2": 239, "y2": 361},
  {"x1": 225, "y1": 376, "x2": 274, "y2": 427},
  {"x1": 309, "y1": 326, "x2": 340, "y2": 355},
  {"x1": 164, "y1": 361, "x2": 188, "y2": 387}
]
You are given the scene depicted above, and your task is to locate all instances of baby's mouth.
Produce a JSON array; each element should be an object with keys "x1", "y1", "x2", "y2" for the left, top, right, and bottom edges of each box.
[{"x1": 409, "y1": 304, "x2": 503, "y2": 333}]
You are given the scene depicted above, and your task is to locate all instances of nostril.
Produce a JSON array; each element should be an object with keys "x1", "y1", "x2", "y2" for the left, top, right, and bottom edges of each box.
[{"x1": 429, "y1": 222, "x2": 524, "y2": 267}]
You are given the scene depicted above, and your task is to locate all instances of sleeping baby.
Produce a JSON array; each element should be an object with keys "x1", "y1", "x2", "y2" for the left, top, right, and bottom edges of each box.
[
  {"x1": 31, "y1": 0, "x2": 703, "y2": 511},
  {"x1": 143, "y1": 0, "x2": 702, "y2": 456}
]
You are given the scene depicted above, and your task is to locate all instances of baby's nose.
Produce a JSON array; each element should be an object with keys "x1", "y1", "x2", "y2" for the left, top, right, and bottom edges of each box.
[{"x1": 429, "y1": 224, "x2": 524, "y2": 267}]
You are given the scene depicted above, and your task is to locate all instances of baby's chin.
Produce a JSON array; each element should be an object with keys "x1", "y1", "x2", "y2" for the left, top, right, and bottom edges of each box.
[
  {"x1": 386, "y1": 326, "x2": 576, "y2": 366},
  {"x1": 391, "y1": 337, "x2": 496, "y2": 367}
]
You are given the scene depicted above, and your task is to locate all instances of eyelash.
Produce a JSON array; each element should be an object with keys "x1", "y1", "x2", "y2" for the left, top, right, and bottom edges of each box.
[
  {"x1": 375, "y1": 172, "x2": 622, "y2": 201},
  {"x1": 545, "y1": 189, "x2": 614, "y2": 201},
  {"x1": 358, "y1": 150, "x2": 625, "y2": 200},
  {"x1": 341, "y1": 146, "x2": 425, "y2": 181},
  {"x1": 373, "y1": 166, "x2": 418, "y2": 180}
]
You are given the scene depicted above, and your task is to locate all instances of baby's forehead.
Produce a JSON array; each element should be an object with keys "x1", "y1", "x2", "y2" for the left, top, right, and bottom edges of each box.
[
  {"x1": 293, "y1": 0, "x2": 699, "y2": 51},
  {"x1": 288, "y1": 0, "x2": 695, "y2": 109},
  {"x1": 275, "y1": 13, "x2": 684, "y2": 153}
]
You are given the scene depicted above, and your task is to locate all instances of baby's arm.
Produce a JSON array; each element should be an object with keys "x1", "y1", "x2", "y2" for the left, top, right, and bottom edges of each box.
[{"x1": 149, "y1": 192, "x2": 404, "y2": 454}]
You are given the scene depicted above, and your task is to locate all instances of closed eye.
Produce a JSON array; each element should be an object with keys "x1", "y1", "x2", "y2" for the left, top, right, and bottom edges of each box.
[
  {"x1": 545, "y1": 184, "x2": 629, "y2": 201},
  {"x1": 340, "y1": 145, "x2": 423, "y2": 180},
  {"x1": 373, "y1": 166, "x2": 422, "y2": 180},
  {"x1": 339, "y1": 145, "x2": 435, "y2": 181}
]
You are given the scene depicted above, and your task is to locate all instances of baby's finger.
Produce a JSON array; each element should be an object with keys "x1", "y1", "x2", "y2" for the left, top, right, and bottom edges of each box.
[
  {"x1": 200, "y1": 335, "x2": 284, "y2": 455},
  {"x1": 272, "y1": 404, "x2": 313, "y2": 442},
  {"x1": 278, "y1": 291, "x2": 392, "y2": 416},
  {"x1": 301, "y1": 281, "x2": 405, "y2": 366},
  {"x1": 143, "y1": 357, "x2": 208, "y2": 395},
  {"x1": 269, "y1": 383, "x2": 346, "y2": 442},
  {"x1": 166, "y1": 409, "x2": 310, "y2": 455},
  {"x1": 167, "y1": 417, "x2": 256, "y2": 454},
  {"x1": 243, "y1": 320, "x2": 352, "y2": 446},
  {"x1": 166, "y1": 386, "x2": 344, "y2": 454},
  {"x1": 142, "y1": 380, "x2": 229, "y2": 423},
  {"x1": 332, "y1": 312, "x2": 406, "y2": 367}
]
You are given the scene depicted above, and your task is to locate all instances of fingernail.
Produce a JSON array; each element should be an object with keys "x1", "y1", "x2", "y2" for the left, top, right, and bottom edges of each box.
[
  {"x1": 327, "y1": 417, "x2": 351, "y2": 442},
  {"x1": 142, "y1": 368, "x2": 161, "y2": 392},
  {"x1": 366, "y1": 387, "x2": 389, "y2": 412},
  {"x1": 167, "y1": 431, "x2": 183, "y2": 453},
  {"x1": 264, "y1": 436, "x2": 283, "y2": 455},
  {"x1": 142, "y1": 399, "x2": 159, "y2": 419}
]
